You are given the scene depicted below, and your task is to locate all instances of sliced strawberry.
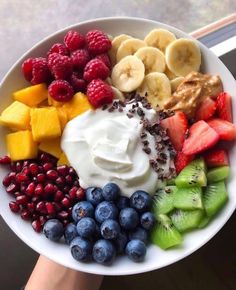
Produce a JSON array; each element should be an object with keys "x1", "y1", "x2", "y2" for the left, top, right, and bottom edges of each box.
[
  {"x1": 204, "y1": 149, "x2": 229, "y2": 167},
  {"x1": 182, "y1": 120, "x2": 219, "y2": 155},
  {"x1": 195, "y1": 97, "x2": 217, "y2": 121},
  {"x1": 207, "y1": 119, "x2": 236, "y2": 141},
  {"x1": 174, "y1": 151, "x2": 194, "y2": 173},
  {"x1": 216, "y1": 92, "x2": 233, "y2": 122},
  {"x1": 160, "y1": 111, "x2": 188, "y2": 151}
]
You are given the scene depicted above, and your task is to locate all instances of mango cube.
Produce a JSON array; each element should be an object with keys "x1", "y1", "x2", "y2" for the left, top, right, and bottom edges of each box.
[
  {"x1": 56, "y1": 107, "x2": 68, "y2": 130},
  {"x1": 13, "y1": 83, "x2": 48, "y2": 107},
  {"x1": 39, "y1": 138, "x2": 62, "y2": 158},
  {"x1": 62, "y1": 93, "x2": 93, "y2": 120},
  {"x1": 6, "y1": 130, "x2": 38, "y2": 161},
  {"x1": 31, "y1": 107, "x2": 61, "y2": 141},
  {"x1": 57, "y1": 152, "x2": 70, "y2": 166},
  {"x1": 0, "y1": 101, "x2": 30, "y2": 130}
]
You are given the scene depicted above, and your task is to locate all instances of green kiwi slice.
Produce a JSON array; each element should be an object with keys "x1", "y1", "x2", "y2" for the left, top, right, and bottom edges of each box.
[
  {"x1": 203, "y1": 181, "x2": 228, "y2": 217},
  {"x1": 198, "y1": 215, "x2": 211, "y2": 228},
  {"x1": 175, "y1": 158, "x2": 207, "y2": 188},
  {"x1": 153, "y1": 186, "x2": 177, "y2": 216},
  {"x1": 151, "y1": 214, "x2": 182, "y2": 250},
  {"x1": 207, "y1": 166, "x2": 230, "y2": 183},
  {"x1": 173, "y1": 187, "x2": 203, "y2": 210},
  {"x1": 170, "y1": 209, "x2": 204, "y2": 232}
]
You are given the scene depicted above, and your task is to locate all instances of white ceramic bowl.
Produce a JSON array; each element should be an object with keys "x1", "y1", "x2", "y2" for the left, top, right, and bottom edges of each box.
[{"x1": 0, "y1": 17, "x2": 236, "y2": 276}]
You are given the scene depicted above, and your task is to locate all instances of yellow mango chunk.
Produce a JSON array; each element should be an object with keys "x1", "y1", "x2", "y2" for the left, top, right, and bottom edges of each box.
[
  {"x1": 0, "y1": 101, "x2": 30, "y2": 130},
  {"x1": 48, "y1": 95, "x2": 63, "y2": 107},
  {"x1": 13, "y1": 83, "x2": 48, "y2": 107},
  {"x1": 57, "y1": 152, "x2": 70, "y2": 166},
  {"x1": 6, "y1": 130, "x2": 38, "y2": 161},
  {"x1": 62, "y1": 93, "x2": 93, "y2": 120},
  {"x1": 31, "y1": 107, "x2": 61, "y2": 142},
  {"x1": 56, "y1": 107, "x2": 68, "y2": 130},
  {"x1": 39, "y1": 138, "x2": 62, "y2": 158}
]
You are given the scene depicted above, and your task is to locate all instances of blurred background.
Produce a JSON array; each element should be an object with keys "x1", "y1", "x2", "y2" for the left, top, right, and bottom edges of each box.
[{"x1": 0, "y1": 0, "x2": 236, "y2": 289}]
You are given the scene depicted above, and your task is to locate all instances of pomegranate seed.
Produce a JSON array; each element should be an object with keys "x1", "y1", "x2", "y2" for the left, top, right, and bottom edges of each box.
[
  {"x1": 36, "y1": 201, "x2": 47, "y2": 214},
  {"x1": 65, "y1": 175, "x2": 73, "y2": 185},
  {"x1": 36, "y1": 173, "x2": 46, "y2": 183},
  {"x1": 21, "y1": 210, "x2": 31, "y2": 221},
  {"x1": 25, "y1": 182, "x2": 35, "y2": 196},
  {"x1": 9, "y1": 201, "x2": 20, "y2": 213},
  {"x1": 35, "y1": 183, "x2": 44, "y2": 196},
  {"x1": 46, "y1": 169, "x2": 58, "y2": 181},
  {"x1": 73, "y1": 180, "x2": 80, "y2": 187},
  {"x1": 16, "y1": 195, "x2": 28, "y2": 205},
  {"x1": 44, "y1": 183, "x2": 55, "y2": 195},
  {"x1": 20, "y1": 183, "x2": 27, "y2": 194},
  {"x1": 2, "y1": 175, "x2": 12, "y2": 187},
  {"x1": 0, "y1": 155, "x2": 11, "y2": 165},
  {"x1": 32, "y1": 213, "x2": 39, "y2": 220},
  {"x1": 21, "y1": 167, "x2": 31, "y2": 176},
  {"x1": 6, "y1": 183, "x2": 19, "y2": 194},
  {"x1": 16, "y1": 173, "x2": 29, "y2": 183},
  {"x1": 15, "y1": 161, "x2": 22, "y2": 172},
  {"x1": 32, "y1": 220, "x2": 42, "y2": 232},
  {"x1": 22, "y1": 160, "x2": 30, "y2": 167},
  {"x1": 32, "y1": 196, "x2": 41, "y2": 204},
  {"x1": 61, "y1": 197, "x2": 71, "y2": 208},
  {"x1": 52, "y1": 202, "x2": 63, "y2": 212},
  {"x1": 55, "y1": 176, "x2": 65, "y2": 187},
  {"x1": 43, "y1": 162, "x2": 53, "y2": 172},
  {"x1": 27, "y1": 202, "x2": 35, "y2": 213},
  {"x1": 69, "y1": 167, "x2": 76, "y2": 176},
  {"x1": 39, "y1": 215, "x2": 47, "y2": 225},
  {"x1": 46, "y1": 202, "x2": 56, "y2": 215},
  {"x1": 54, "y1": 190, "x2": 64, "y2": 202},
  {"x1": 57, "y1": 165, "x2": 69, "y2": 176},
  {"x1": 75, "y1": 187, "x2": 85, "y2": 200},
  {"x1": 62, "y1": 219, "x2": 69, "y2": 227},
  {"x1": 69, "y1": 186, "x2": 78, "y2": 200},
  {"x1": 57, "y1": 210, "x2": 69, "y2": 219},
  {"x1": 29, "y1": 163, "x2": 39, "y2": 176},
  {"x1": 14, "y1": 191, "x2": 22, "y2": 198},
  {"x1": 39, "y1": 153, "x2": 57, "y2": 164},
  {"x1": 63, "y1": 185, "x2": 70, "y2": 193},
  {"x1": 10, "y1": 163, "x2": 16, "y2": 171}
]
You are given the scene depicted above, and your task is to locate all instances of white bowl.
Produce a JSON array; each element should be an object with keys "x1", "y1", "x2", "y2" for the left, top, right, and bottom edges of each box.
[{"x1": 0, "y1": 17, "x2": 236, "y2": 276}]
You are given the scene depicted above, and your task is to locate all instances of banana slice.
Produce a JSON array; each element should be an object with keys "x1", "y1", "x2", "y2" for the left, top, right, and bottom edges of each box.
[
  {"x1": 170, "y1": 77, "x2": 184, "y2": 92},
  {"x1": 164, "y1": 67, "x2": 177, "y2": 80},
  {"x1": 111, "y1": 86, "x2": 125, "y2": 101},
  {"x1": 137, "y1": 72, "x2": 171, "y2": 110},
  {"x1": 134, "y1": 47, "x2": 166, "y2": 74},
  {"x1": 109, "y1": 34, "x2": 132, "y2": 65},
  {"x1": 144, "y1": 29, "x2": 176, "y2": 53},
  {"x1": 165, "y1": 38, "x2": 201, "y2": 77},
  {"x1": 111, "y1": 55, "x2": 145, "y2": 92},
  {"x1": 116, "y1": 39, "x2": 146, "y2": 62}
]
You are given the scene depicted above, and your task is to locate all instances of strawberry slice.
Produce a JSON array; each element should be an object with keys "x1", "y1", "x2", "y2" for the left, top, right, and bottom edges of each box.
[
  {"x1": 182, "y1": 120, "x2": 219, "y2": 155},
  {"x1": 207, "y1": 119, "x2": 236, "y2": 141},
  {"x1": 160, "y1": 111, "x2": 188, "y2": 151},
  {"x1": 216, "y1": 92, "x2": 233, "y2": 122},
  {"x1": 174, "y1": 151, "x2": 194, "y2": 173},
  {"x1": 204, "y1": 149, "x2": 229, "y2": 167},
  {"x1": 195, "y1": 97, "x2": 217, "y2": 121}
]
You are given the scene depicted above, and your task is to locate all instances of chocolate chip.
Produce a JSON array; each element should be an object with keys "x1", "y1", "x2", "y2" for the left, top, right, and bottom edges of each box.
[
  {"x1": 140, "y1": 132, "x2": 147, "y2": 139},
  {"x1": 142, "y1": 140, "x2": 149, "y2": 146},
  {"x1": 126, "y1": 113, "x2": 133, "y2": 118},
  {"x1": 143, "y1": 147, "x2": 151, "y2": 154}
]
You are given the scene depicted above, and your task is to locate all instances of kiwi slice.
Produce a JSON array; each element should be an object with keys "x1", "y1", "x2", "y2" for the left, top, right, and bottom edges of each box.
[
  {"x1": 207, "y1": 166, "x2": 230, "y2": 183},
  {"x1": 170, "y1": 209, "x2": 204, "y2": 232},
  {"x1": 203, "y1": 181, "x2": 228, "y2": 217},
  {"x1": 151, "y1": 214, "x2": 182, "y2": 250},
  {"x1": 173, "y1": 187, "x2": 203, "y2": 210},
  {"x1": 153, "y1": 186, "x2": 177, "y2": 216},
  {"x1": 175, "y1": 158, "x2": 207, "y2": 188},
  {"x1": 198, "y1": 215, "x2": 211, "y2": 228},
  {"x1": 166, "y1": 178, "x2": 176, "y2": 186}
]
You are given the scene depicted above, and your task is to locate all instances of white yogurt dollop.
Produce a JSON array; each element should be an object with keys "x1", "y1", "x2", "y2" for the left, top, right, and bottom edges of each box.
[{"x1": 61, "y1": 103, "x2": 167, "y2": 196}]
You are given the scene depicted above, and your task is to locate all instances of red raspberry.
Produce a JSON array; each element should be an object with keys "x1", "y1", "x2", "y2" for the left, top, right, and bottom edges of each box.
[
  {"x1": 48, "y1": 53, "x2": 73, "y2": 80},
  {"x1": 48, "y1": 80, "x2": 74, "y2": 102},
  {"x1": 47, "y1": 43, "x2": 69, "y2": 58},
  {"x1": 95, "y1": 53, "x2": 111, "y2": 69},
  {"x1": 86, "y1": 30, "x2": 112, "y2": 55},
  {"x1": 70, "y1": 72, "x2": 87, "y2": 93},
  {"x1": 64, "y1": 30, "x2": 85, "y2": 51},
  {"x1": 71, "y1": 49, "x2": 90, "y2": 70},
  {"x1": 83, "y1": 59, "x2": 110, "y2": 82},
  {"x1": 87, "y1": 79, "x2": 114, "y2": 108},
  {"x1": 22, "y1": 57, "x2": 51, "y2": 85}
]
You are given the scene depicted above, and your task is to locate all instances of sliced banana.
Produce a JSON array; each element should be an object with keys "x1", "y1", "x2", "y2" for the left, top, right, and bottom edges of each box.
[
  {"x1": 164, "y1": 67, "x2": 177, "y2": 80},
  {"x1": 170, "y1": 77, "x2": 184, "y2": 92},
  {"x1": 109, "y1": 34, "x2": 132, "y2": 65},
  {"x1": 134, "y1": 47, "x2": 166, "y2": 74},
  {"x1": 111, "y1": 55, "x2": 145, "y2": 92},
  {"x1": 137, "y1": 72, "x2": 171, "y2": 110},
  {"x1": 144, "y1": 29, "x2": 176, "y2": 53},
  {"x1": 111, "y1": 86, "x2": 125, "y2": 101},
  {"x1": 165, "y1": 38, "x2": 201, "y2": 77},
  {"x1": 116, "y1": 38, "x2": 146, "y2": 62}
]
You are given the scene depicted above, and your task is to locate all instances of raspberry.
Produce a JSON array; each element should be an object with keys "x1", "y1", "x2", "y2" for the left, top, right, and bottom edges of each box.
[
  {"x1": 64, "y1": 30, "x2": 85, "y2": 51},
  {"x1": 95, "y1": 53, "x2": 111, "y2": 69},
  {"x1": 87, "y1": 79, "x2": 114, "y2": 108},
  {"x1": 47, "y1": 43, "x2": 69, "y2": 58},
  {"x1": 83, "y1": 59, "x2": 110, "y2": 82},
  {"x1": 70, "y1": 72, "x2": 87, "y2": 93},
  {"x1": 48, "y1": 80, "x2": 74, "y2": 102},
  {"x1": 48, "y1": 54, "x2": 73, "y2": 80},
  {"x1": 86, "y1": 30, "x2": 111, "y2": 55},
  {"x1": 22, "y1": 57, "x2": 51, "y2": 85},
  {"x1": 71, "y1": 49, "x2": 90, "y2": 70}
]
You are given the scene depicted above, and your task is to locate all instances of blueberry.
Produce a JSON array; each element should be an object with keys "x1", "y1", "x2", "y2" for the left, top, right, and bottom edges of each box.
[
  {"x1": 43, "y1": 219, "x2": 64, "y2": 242},
  {"x1": 130, "y1": 190, "x2": 152, "y2": 212},
  {"x1": 119, "y1": 207, "x2": 139, "y2": 230},
  {"x1": 116, "y1": 196, "x2": 130, "y2": 210},
  {"x1": 113, "y1": 231, "x2": 128, "y2": 254},
  {"x1": 100, "y1": 219, "x2": 121, "y2": 240},
  {"x1": 140, "y1": 212, "x2": 156, "y2": 230},
  {"x1": 86, "y1": 187, "x2": 104, "y2": 206},
  {"x1": 70, "y1": 236, "x2": 93, "y2": 261},
  {"x1": 125, "y1": 239, "x2": 147, "y2": 262},
  {"x1": 92, "y1": 239, "x2": 116, "y2": 264},
  {"x1": 72, "y1": 201, "x2": 94, "y2": 223},
  {"x1": 64, "y1": 223, "x2": 78, "y2": 245},
  {"x1": 129, "y1": 227, "x2": 148, "y2": 244},
  {"x1": 102, "y1": 183, "x2": 120, "y2": 201},
  {"x1": 76, "y1": 217, "x2": 96, "y2": 239},
  {"x1": 95, "y1": 201, "x2": 118, "y2": 224}
]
